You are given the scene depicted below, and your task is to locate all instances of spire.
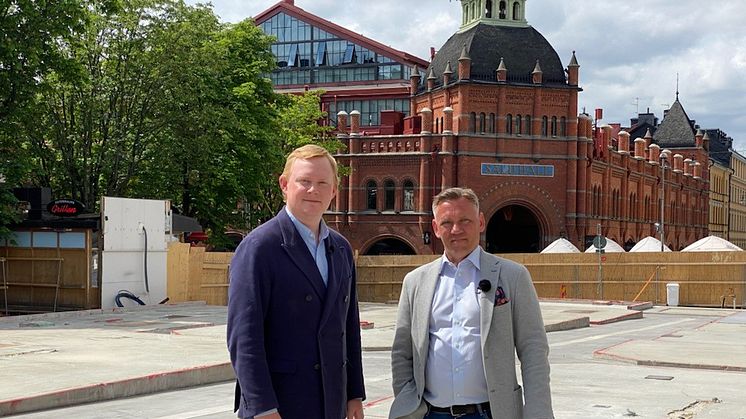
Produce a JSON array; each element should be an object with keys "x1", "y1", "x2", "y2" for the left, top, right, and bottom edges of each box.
[
  {"x1": 569, "y1": 50, "x2": 579, "y2": 67},
  {"x1": 676, "y1": 72, "x2": 680, "y2": 100},
  {"x1": 427, "y1": 68, "x2": 436, "y2": 80},
  {"x1": 497, "y1": 57, "x2": 507, "y2": 72},
  {"x1": 459, "y1": 43, "x2": 470, "y2": 61},
  {"x1": 532, "y1": 60, "x2": 542, "y2": 74},
  {"x1": 443, "y1": 61, "x2": 453, "y2": 75}
]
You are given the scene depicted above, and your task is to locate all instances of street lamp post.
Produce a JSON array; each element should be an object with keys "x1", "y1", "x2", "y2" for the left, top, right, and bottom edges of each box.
[{"x1": 659, "y1": 153, "x2": 668, "y2": 252}]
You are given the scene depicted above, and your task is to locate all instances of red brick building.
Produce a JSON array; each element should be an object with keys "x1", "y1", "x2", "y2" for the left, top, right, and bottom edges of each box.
[{"x1": 326, "y1": 0, "x2": 709, "y2": 254}]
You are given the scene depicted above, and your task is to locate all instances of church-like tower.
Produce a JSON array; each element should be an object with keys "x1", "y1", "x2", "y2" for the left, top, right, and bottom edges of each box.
[{"x1": 460, "y1": 0, "x2": 528, "y2": 30}]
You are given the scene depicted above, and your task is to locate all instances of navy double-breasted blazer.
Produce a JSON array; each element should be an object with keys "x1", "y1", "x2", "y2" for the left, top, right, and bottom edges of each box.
[{"x1": 227, "y1": 208, "x2": 365, "y2": 419}]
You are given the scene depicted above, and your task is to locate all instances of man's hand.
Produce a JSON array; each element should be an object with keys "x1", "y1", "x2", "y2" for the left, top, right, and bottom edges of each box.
[
  {"x1": 255, "y1": 412, "x2": 281, "y2": 419},
  {"x1": 346, "y1": 398, "x2": 364, "y2": 419}
]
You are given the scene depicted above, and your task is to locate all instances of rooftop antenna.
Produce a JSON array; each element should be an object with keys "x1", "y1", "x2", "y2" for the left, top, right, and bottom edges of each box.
[
  {"x1": 632, "y1": 97, "x2": 640, "y2": 114},
  {"x1": 675, "y1": 73, "x2": 679, "y2": 100}
]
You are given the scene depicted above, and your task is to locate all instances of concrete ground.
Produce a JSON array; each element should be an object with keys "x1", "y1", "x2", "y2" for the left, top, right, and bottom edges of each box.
[{"x1": 0, "y1": 300, "x2": 744, "y2": 417}]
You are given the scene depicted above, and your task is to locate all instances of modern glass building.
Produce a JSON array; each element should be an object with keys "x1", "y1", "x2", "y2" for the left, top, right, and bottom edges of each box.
[{"x1": 253, "y1": 0, "x2": 428, "y2": 128}]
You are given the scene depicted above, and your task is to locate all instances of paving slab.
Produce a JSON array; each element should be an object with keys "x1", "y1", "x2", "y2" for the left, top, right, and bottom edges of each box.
[
  {"x1": 0, "y1": 300, "x2": 651, "y2": 416},
  {"x1": 594, "y1": 311, "x2": 746, "y2": 372}
]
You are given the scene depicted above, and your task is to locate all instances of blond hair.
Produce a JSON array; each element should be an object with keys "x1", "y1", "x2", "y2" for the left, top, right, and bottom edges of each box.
[
  {"x1": 282, "y1": 144, "x2": 339, "y2": 184},
  {"x1": 432, "y1": 187, "x2": 480, "y2": 215}
]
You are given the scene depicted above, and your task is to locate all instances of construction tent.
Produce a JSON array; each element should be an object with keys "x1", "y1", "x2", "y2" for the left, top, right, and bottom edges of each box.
[
  {"x1": 541, "y1": 238, "x2": 581, "y2": 253},
  {"x1": 584, "y1": 237, "x2": 625, "y2": 253},
  {"x1": 629, "y1": 236, "x2": 671, "y2": 252},
  {"x1": 681, "y1": 235, "x2": 743, "y2": 252}
]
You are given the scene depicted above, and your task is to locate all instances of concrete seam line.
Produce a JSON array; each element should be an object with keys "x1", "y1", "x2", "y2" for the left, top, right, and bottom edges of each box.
[{"x1": 0, "y1": 362, "x2": 235, "y2": 416}]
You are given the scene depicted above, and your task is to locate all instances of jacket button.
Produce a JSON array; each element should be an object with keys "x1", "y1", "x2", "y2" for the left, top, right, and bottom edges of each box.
[
  {"x1": 344, "y1": 295, "x2": 349, "y2": 303},
  {"x1": 314, "y1": 363, "x2": 321, "y2": 370},
  {"x1": 305, "y1": 295, "x2": 313, "y2": 302}
]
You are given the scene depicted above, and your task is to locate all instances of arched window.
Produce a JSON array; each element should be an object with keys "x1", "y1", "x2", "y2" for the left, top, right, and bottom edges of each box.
[
  {"x1": 463, "y1": 4, "x2": 468, "y2": 24},
  {"x1": 479, "y1": 112, "x2": 486, "y2": 133},
  {"x1": 512, "y1": 1, "x2": 521, "y2": 20},
  {"x1": 486, "y1": 0, "x2": 493, "y2": 18},
  {"x1": 499, "y1": 1, "x2": 507, "y2": 19},
  {"x1": 440, "y1": 117, "x2": 444, "y2": 132},
  {"x1": 515, "y1": 114, "x2": 522, "y2": 134},
  {"x1": 560, "y1": 117, "x2": 566, "y2": 137},
  {"x1": 551, "y1": 116, "x2": 558, "y2": 136},
  {"x1": 524, "y1": 115, "x2": 531, "y2": 135},
  {"x1": 489, "y1": 113, "x2": 496, "y2": 133},
  {"x1": 541, "y1": 116, "x2": 548, "y2": 136},
  {"x1": 384, "y1": 180, "x2": 395, "y2": 211},
  {"x1": 469, "y1": 112, "x2": 476, "y2": 132},
  {"x1": 366, "y1": 180, "x2": 377, "y2": 210},
  {"x1": 506, "y1": 114, "x2": 513, "y2": 134},
  {"x1": 403, "y1": 180, "x2": 415, "y2": 211},
  {"x1": 435, "y1": 118, "x2": 439, "y2": 134}
]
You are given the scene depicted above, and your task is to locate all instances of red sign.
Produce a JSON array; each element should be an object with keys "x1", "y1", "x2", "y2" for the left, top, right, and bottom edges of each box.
[{"x1": 47, "y1": 199, "x2": 86, "y2": 217}]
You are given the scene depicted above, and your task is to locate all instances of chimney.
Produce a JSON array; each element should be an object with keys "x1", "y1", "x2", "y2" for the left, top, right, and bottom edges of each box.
[
  {"x1": 567, "y1": 51, "x2": 579, "y2": 86},
  {"x1": 427, "y1": 68, "x2": 436, "y2": 91},
  {"x1": 618, "y1": 131, "x2": 630, "y2": 154},
  {"x1": 336, "y1": 111, "x2": 349, "y2": 135},
  {"x1": 693, "y1": 161, "x2": 702, "y2": 179},
  {"x1": 430, "y1": 47, "x2": 436, "y2": 60},
  {"x1": 532, "y1": 60, "x2": 543, "y2": 84},
  {"x1": 496, "y1": 57, "x2": 507, "y2": 82},
  {"x1": 634, "y1": 137, "x2": 646, "y2": 159},
  {"x1": 458, "y1": 44, "x2": 471, "y2": 80},
  {"x1": 420, "y1": 108, "x2": 433, "y2": 134},
  {"x1": 349, "y1": 110, "x2": 360, "y2": 136},
  {"x1": 695, "y1": 129, "x2": 704, "y2": 148},
  {"x1": 683, "y1": 158, "x2": 693, "y2": 176},
  {"x1": 443, "y1": 61, "x2": 453, "y2": 86},
  {"x1": 443, "y1": 107, "x2": 454, "y2": 134},
  {"x1": 648, "y1": 143, "x2": 660, "y2": 164},
  {"x1": 673, "y1": 154, "x2": 684, "y2": 173},
  {"x1": 410, "y1": 65, "x2": 421, "y2": 95}
]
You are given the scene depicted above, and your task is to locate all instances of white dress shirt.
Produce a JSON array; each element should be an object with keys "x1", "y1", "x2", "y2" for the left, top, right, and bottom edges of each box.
[
  {"x1": 285, "y1": 206, "x2": 329, "y2": 286},
  {"x1": 424, "y1": 246, "x2": 489, "y2": 407}
]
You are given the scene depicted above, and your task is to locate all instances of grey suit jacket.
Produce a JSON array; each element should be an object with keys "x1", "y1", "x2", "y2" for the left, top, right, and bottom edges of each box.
[{"x1": 389, "y1": 248, "x2": 553, "y2": 419}]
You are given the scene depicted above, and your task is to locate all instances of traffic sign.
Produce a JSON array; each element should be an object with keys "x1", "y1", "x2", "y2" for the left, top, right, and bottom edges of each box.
[{"x1": 593, "y1": 235, "x2": 607, "y2": 249}]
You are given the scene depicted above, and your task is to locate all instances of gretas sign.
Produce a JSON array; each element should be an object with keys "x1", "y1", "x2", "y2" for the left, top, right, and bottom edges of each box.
[{"x1": 481, "y1": 163, "x2": 555, "y2": 177}]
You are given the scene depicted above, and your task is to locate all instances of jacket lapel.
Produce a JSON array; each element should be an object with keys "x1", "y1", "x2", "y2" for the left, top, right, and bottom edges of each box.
[
  {"x1": 278, "y1": 210, "x2": 326, "y2": 299},
  {"x1": 413, "y1": 259, "x2": 441, "y2": 368},
  {"x1": 318, "y1": 235, "x2": 343, "y2": 326},
  {"x1": 479, "y1": 249, "x2": 501, "y2": 349}
]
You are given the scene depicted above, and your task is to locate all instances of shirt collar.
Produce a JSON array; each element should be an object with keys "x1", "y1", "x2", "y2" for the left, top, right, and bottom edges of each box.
[
  {"x1": 440, "y1": 246, "x2": 482, "y2": 272},
  {"x1": 285, "y1": 206, "x2": 329, "y2": 244}
]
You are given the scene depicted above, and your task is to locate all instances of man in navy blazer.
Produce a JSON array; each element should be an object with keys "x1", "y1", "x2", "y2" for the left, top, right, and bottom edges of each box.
[{"x1": 227, "y1": 144, "x2": 365, "y2": 419}]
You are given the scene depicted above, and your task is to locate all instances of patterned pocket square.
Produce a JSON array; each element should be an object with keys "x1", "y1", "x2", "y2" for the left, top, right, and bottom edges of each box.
[{"x1": 494, "y1": 286, "x2": 510, "y2": 306}]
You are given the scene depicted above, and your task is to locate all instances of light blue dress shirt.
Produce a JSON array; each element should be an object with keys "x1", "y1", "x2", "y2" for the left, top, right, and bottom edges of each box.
[
  {"x1": 285, "y1": 206, "x2": 330, "y2": 286},
  {"x1": 424, "y1": 246, "x2": 489, "y2": 407}
]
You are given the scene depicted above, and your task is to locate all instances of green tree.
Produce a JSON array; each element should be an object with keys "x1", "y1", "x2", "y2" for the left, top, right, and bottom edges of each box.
[{"x1": 0, "y1": 0, "x2": 88, "y2": 238}]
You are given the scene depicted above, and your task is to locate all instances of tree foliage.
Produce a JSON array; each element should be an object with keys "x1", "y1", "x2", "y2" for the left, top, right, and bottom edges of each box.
[
  {"x1": 4, "y1": 0, "x2": 335, "y2": 244},
  {"x1": 0, "y1": 0, "x2": 89, "y2": 238}
]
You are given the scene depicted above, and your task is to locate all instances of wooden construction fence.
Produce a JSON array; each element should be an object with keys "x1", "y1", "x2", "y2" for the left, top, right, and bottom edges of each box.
[{"x1": 165, "y1": 244, "x2": 746, "y2": 309}]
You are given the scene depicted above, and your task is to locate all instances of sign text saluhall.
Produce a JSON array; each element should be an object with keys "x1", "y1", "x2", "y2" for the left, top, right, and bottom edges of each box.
[{"x1": 481, "y1": 163, "x2": 555, "y2": 177}]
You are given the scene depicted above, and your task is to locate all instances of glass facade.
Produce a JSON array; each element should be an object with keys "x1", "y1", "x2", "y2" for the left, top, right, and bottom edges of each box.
[
  {"x1": 328, "y1": 98, "x2": 410, "y2": 126},
  {"x1": 260, "y1": 12, "x2": 411, "y2": 86}
]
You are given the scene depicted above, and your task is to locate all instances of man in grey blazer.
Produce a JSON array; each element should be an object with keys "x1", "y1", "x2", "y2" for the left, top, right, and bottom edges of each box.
[{"x1": 389, "y1": 188, "x2": 553, "y2": 419}]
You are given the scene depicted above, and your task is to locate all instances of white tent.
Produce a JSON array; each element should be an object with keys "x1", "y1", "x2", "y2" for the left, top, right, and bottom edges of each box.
[
  {"x1": 682, "y1": 235, "x2": 743, "y2": 252},
  {"x1": 541, "y1": 238, "x2": 581, "y2": 253},
  {"x1": 629, "y1": 236, "x2": 671, "y2": 252},
  {"x1": 584, "y1": 237, "x2": 625, "y2": 253}
]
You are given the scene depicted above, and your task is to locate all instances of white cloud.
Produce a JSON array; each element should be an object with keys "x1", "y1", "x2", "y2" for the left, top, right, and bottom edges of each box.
[{"x1": 191, "y1": 0, "x2": 746, "y2": 150}]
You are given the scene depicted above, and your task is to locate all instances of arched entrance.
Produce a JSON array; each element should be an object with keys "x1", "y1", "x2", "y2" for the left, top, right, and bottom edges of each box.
[
  {"x1": 486, "y1": 205, "x2": 541, "y2": 253},
  {"x1": 364, "y1": 238, "x2": 416, "y2": 255}
]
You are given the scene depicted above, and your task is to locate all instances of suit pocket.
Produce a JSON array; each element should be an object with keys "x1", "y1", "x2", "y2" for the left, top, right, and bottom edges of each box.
[
  {"x1": 513, "y1": 385, "x2": 524, "y2": 417},
  {"x1": 268, "y1": 359, "x2": 297, "y2": 374}
]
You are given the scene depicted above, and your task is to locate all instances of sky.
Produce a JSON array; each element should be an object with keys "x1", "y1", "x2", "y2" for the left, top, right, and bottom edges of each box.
[{"x1": 188, "y1": 0, "x2": 746, "y2": 151}]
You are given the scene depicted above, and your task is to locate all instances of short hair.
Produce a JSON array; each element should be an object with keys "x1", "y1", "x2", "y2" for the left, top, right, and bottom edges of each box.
[
  {"x1": 432, "y1": 187, "x2": 480, "y2": 215},
  {"x1": 282, "y1": 144, "x2": 339, "y2": 184}
]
